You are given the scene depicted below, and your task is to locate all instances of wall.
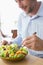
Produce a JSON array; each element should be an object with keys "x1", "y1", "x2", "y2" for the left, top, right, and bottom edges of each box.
[
  {"x1": 0, "y1": 0, "x2": 22, "y2": 36},
  {"x1": 0, "y1": 0, "x2": 43, "y2": 36}
]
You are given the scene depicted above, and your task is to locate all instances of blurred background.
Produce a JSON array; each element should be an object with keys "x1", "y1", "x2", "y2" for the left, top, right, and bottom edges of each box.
[{"x1": 0, "y1": 0, "x2": 43, "y2": 40}]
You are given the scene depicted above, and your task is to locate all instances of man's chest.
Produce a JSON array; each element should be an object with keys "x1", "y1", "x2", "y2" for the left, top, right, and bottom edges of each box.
[{"x1": 21, "y1": 17, "x2": 43, "y2": 39}]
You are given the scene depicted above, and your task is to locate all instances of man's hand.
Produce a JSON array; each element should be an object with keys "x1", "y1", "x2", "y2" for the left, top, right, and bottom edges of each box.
[
  {"x1": 2, "y1": 40, "x2": 8, "y2": 45},
  {"x1": 22, "y1": 34, "x2": 43, "y2": 51}
]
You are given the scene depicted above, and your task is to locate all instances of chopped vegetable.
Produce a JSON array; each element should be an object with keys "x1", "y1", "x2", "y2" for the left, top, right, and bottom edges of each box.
[{"x1": 0, "y1": 44, "x2": 28, "y2": 61}]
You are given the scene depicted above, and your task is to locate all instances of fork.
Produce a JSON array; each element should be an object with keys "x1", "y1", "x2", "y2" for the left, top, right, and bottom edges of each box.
[{"x1": 19, "y1": 32, "x2": 37, "y2": 48}]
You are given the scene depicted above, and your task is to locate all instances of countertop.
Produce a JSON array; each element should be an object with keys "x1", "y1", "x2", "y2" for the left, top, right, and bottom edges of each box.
[{"x1": 0, "y1": 55, "x2": 43, "y2": 65}]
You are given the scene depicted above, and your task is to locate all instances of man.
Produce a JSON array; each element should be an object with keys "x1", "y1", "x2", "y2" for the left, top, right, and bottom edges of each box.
[{"x1": 14, "y1": 0, "x2": 43, "y2": 58}]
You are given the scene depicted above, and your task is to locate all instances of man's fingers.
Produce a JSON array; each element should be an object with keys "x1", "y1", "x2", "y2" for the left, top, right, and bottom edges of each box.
[
  {"x1": 25, "y1": 44, "x2": 32, "y2": 49},
  {"x1": 22, "y1": 40, "x2": 30, "y2": 46},
  {"x1": 22, "y1": 34, "x2": 36, "y2": 44},
  {"x1": 22, "y1": 38, "x2": 34, "y2": 46},
  {"x1": 22, "y1": 40, "x2": 32, "y2": 49},
  {"x1": 24, "y1": 36, "x2": 32, "y2": 41},
  {"x1": 22, "y1": 36, "x2": 32, "y2": 44}
]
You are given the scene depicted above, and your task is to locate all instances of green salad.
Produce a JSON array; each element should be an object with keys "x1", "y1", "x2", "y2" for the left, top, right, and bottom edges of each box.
[{"x1": 0, "y1": 43, "x2": 28, "y2": 61}]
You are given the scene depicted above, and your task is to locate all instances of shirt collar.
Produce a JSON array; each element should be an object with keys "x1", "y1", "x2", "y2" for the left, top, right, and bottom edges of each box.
[
  {"x1": 36, "y1": 2, "x2": 43, "y2": 17},
  {"x1": 23, "y1": 2, "x2": 43, "y2": 18}
]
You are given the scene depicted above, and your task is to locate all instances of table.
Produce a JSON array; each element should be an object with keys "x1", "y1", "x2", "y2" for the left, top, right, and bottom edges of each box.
[{"x1": 0, "y1": 55, "x2": 43, "y2": 65}]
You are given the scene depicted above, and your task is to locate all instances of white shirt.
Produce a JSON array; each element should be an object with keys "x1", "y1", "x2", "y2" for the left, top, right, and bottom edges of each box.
[
  {"x1": 16, "y1": 2, "x2": 43, "y2": 58},
  {"x1": 18, "y1": 2, "x2": 43, "y2": 39}
]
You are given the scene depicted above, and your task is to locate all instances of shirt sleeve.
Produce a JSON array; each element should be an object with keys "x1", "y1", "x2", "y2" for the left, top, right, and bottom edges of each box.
[{"x1": 11, "y1": 14, "x2": 22, "y2": 45}]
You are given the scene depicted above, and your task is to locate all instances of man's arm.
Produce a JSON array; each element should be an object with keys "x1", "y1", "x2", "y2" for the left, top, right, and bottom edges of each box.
[{"x1": 22, "y1": 34, "x2": 43, "y2": 51}]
